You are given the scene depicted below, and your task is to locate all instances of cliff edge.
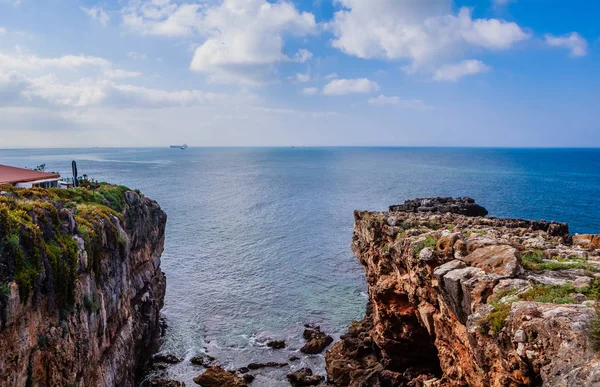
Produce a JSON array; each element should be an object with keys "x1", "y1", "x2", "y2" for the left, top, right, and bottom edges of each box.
[
  {"x1": 0, "y1": 184, "x2": 167, "y2": 387},
  {"x1": 327, "y1": 198, "x2": 600, "y2": 386}
]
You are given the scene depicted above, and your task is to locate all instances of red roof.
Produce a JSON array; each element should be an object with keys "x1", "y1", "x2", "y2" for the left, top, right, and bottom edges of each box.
[{"x1": 0, "y1": 164, "x2": 61, "y2": 185}]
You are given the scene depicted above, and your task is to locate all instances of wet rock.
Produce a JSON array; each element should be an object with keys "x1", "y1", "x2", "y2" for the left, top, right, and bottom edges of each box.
[
  {"x1": 289, "y1": 355, "x2": 300, "y2": 361},
  {"x1": 190, "y1": 355, "x2": 216, "y2": 367},
  {"x1": 463, "y1": 245, "x2": 520, "y2": 276},
  {"x1": 237, "y1": 367, "x2": 249, "y2": 374},
  {"x1": 242, "y1": 374, "x2": 255, "y2": 384},
  {"x1": 154, "y1": 354, "x2": 183, "y2": 364},
  {"x1": 287, "y1": 368, "x2": 324, "y2": 386},
  {"x1": 300, "y1": 326, "x2": 334, "y2": 354},
  {"x1": 193, "y1": 366, "x2": 246, "y2": 387},
  {"x1": 266, "y1": 339, "x2": 286, "y2": 349},
  {"x1": 247, "y1": 362, "x2": 288, "y2": 370}
]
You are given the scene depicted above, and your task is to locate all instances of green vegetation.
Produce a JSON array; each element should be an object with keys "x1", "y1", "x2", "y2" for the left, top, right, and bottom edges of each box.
[
  {"x1": 0, "y1": 183, "x2": 130, "y2": 310},
  {"x1": 412, "y1": 235, "x2": 438, "y2": 256},
  {"x1": 591, "y1": 309, "x2": 600, "y2": 351},
  {"x1": 521, "y1": 249, "x2": 599, "y2": 272},
  {"x1": 83, "y1": 293, "x2": 101, "y2": 313},
  {"x1": 480, "y1": 280, "x2": 600, "y2": 334}
]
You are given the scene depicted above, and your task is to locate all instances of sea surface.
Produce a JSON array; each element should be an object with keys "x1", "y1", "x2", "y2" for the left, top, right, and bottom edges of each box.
[{"x1": 1, "y1": 147, "x2": 599, "y2": 385}]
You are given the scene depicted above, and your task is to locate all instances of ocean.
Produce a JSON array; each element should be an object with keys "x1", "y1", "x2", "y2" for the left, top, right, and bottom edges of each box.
[{"x1": 1, "y1": 147, "x2": 599, "y2": 385}]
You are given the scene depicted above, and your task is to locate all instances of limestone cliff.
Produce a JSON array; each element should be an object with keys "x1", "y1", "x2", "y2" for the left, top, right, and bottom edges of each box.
[
  {"x1": 327, "y1": 198, "x2": 600, "y2": 386},
  {"x1": 0, "y1": 184, "x2": 166, "y2": 387}
]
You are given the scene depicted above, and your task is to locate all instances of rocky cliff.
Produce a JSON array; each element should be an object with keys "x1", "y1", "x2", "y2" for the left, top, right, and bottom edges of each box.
[
  {"x1": 327, "y1": 198, "x2": 600, "y2": 386},
  {"x1": 0, "y1": 184, "x2": 167, "y2": 387}
]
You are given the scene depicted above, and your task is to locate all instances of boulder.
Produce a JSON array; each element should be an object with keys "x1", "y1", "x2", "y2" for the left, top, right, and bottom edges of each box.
[
  {"x1": 300, "y1": 326, "x2": 334, "y2": 354},
  {"x1": 193, "y1": 366, "x2": 246, "y2": 387},
  {"x1": 190, "y1": 355, "x2": 216, "y2": 367},
  {"x1": 153, "y1": 354, "x2": 182, "y2": 364},
  {"x1": 463, "y1": 245, "x2": 520, "y2": 276},
  {"x1": 287, "y1": 368, "x2": 324, "y2": 386},
  {"x1": 266, "y1": 339, "x2": 286, "y2": 349}
]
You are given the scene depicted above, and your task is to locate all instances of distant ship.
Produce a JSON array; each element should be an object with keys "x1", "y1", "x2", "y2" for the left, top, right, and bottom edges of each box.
[{"x1": 170, "y1": 144, "x2": 188, "y2": 150}]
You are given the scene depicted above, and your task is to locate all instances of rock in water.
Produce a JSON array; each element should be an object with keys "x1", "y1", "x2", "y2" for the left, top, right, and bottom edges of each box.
[
  {"x1": 287, "y1": 368, "x2": 324, "y2": 386},
  {"x1": 300, "y1": 325, "x2": 334, "y2": 354},
  {"x1": 193, "y1": 366, "x2": 247, "y2": 387},
  {"x1": 267, "y1": 339, "x2": 286, "y2": 349},
  {"x1": 153, "y1": 354, "x2": 182, "y2": 364},
  {"x1": 190, "y1": 355, "x2": 216, "y2": 367}
]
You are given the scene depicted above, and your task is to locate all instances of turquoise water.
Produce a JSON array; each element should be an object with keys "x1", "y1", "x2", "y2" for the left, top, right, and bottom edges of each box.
[{"x1": 1, "y1": 147, "x2": 599, "y2": 384}]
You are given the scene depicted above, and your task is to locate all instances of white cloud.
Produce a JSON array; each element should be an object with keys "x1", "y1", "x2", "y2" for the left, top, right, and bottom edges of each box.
[
  {"x1": 294, "y1": 49, "x2": 313, "y2": 63},
  {"x1": 81, "y1": 6, "x2": 110, "y2": 26},
  {"x1": 128, "y1": 51, "x2": 147, "y2": 60},
  {"x1": 0, "y1": 27, "x2": 6, "y2": 36},
  {"x1": 368, "y1": 94, "x2": 432, "y2": 110},
  {"x1": 328, "y1": 0, "x2": 529, "y2": 72},
  {"x1": 545, "y1": 32, "x2": 588, "y2": 58},
  {"x1": 122, "y1": 0, "x2": 316, "y2": 85},
  {"x1": 433, "y1": 59, "x2": 490, "y2": 81},
  {"x1": 0, "y1": 69, "x2": 225, "y2": 108},
  {"x1": 324, "y1": 73, "x2": 339, "y2": 80},
  {"x1": 296, "y1": 73, "x2": 310, "y2": 83},
  {"x1": 190, "y1": 0, "x2": 316, "y2": 85},
  {"x1": 323, "y1": 78, "x2": 380, "y2": 96},
  {"x1": 0, "y1": 52, "x2": 111, "y2": 70},
  {"x1": 302, "y1": 87, "x2": 319, "y2": 95},
  {"x1": 104, "y1": 69, "x2": 142, "y2": 79},
  {"x1": 0, "y1": 48, "x2": 224, "y2": 109}
]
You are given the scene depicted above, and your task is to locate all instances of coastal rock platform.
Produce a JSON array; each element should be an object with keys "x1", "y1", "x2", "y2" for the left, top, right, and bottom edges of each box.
[{"x1": 326, "y1": 197, "x2": 600, "y2": 386}]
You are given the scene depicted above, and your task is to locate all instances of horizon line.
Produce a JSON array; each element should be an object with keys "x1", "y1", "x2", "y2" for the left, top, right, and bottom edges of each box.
[{"x1": 1, "y1": 145, "x2": 600, "y2": 150}]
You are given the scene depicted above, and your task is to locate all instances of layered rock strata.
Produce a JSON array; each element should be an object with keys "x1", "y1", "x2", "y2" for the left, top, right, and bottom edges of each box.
[
  {"x1": 327, "y1": 197, "x2": 600, "y2": 386},
  {"x1": 0, "y1": 186, "x2": 167, "y2": 387}
]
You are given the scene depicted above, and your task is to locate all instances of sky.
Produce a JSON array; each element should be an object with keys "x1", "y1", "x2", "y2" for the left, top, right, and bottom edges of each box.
[{"x1": 0, "y1": 0, "x2": 598, "y2": 148}]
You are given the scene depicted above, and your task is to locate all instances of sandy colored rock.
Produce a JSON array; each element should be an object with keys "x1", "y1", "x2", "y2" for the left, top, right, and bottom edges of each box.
[{"x1": 463, "y1": 245, "x2": 521, "y2": 276}]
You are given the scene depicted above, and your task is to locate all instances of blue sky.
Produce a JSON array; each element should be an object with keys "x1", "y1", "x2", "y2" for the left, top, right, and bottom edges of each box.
[{"x1": 0, "y1": 0, "x2": 598, "y2": 147}]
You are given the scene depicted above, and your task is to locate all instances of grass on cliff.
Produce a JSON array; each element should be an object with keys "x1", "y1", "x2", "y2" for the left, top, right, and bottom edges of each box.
[
  {"x1": 412, "y1": 235, "x2": 438, "y2": 256},
  {"x1": 479, "y1": 280, "x2": 600, "y2": 335},
  {"x1": 0, "y1": 183, "x2": 130, "y2": 309},
  {"x1": 521, "y1": 249, "x2": 599, "y2": 272}
]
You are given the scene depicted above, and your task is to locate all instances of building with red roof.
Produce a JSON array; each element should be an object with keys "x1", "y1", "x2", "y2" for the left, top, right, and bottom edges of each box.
[{"x1": 0, "y1": 164, "x2": 61, "y2": 188}]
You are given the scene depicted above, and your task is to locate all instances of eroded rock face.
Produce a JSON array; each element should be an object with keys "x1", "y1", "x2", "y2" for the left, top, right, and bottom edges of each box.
[
  {"x1": 327, "y1": 198, "x2": 600, "y2": 386},
  {"x1": 0, "y1": 191, "x2": 167, "y2": 387}
]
